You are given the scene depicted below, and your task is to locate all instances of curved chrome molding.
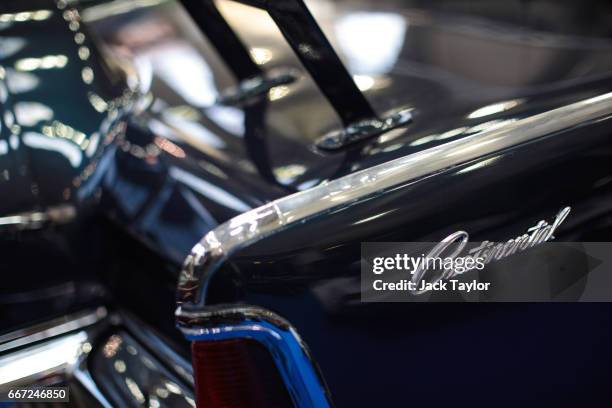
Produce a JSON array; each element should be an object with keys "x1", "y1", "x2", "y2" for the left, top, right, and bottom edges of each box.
[
  {"x1": 177, "y1": 305, "x2": 333, "y2": 408},
  {"x1": 178, "y1": 91, "x2": 612, "y2": 308}
]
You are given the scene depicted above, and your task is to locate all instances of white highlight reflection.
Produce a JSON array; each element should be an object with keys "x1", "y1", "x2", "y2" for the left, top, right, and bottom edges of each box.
[
  {"x1": 170, "y1": 166, "x2": 250, "y2": 212},
  {"x1": 15, "y1": 55, "x2": 68, "y2": 72},
  {"x1": 14, "y1": 101, "x2": 53, "y2": 126},
  {"x1": 0, "y1": 332, "x2": 86, "y2": 385},
  {"x1": 335, "y1": 12, "x2": 406, "y2": 74},
  {"x1": 151, "y1": 43, "x2": 217, "y2": 107},
  {"x1": 467, "y1": 99, "x2": 524, "y2": 119},
  {"x1": 23, "y1": 131, "x2": 82, "y2": 167}
]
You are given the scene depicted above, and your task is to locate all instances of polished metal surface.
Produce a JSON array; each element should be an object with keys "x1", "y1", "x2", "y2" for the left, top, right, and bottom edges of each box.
[
  {"x1": 316, "y1": 107, "x2": 412, "y2": 150},
  {"x1": 0, "y1": 307, "x2": 107, "y2": 353},
  {"x1": 0, "y1": 309, "x2": 194, "y2": 408},
  {"x1": 0, "y1": 330, "x2": 91, "y2": 384},
  {"x1": 122, "y1": 313, "x2": 194, "y2": 387},
  {"x1": 0, "y1": 317, "x2": 113, "y2": 408},
  {"x1": 91, "y1": 331, "x2": 195, "y2": 407},
  {"x1": 73, "y1": 0, "x2": 612, "y2": 266},
  {"x1": 177, "y1": 305, "x2": 332, "y2": 408},
  {"x1": 0, "y1": 204, "x2": 76, "y2": 231},
  {"x1": 0, "y1": 0, "x2": 139, "y2": 219},
  {"x1": 218, "y1": 68, "x2": 298, "y2": 105},
  {"x1": 178, "y1": 90, "x2": 612, "y2": 307}
]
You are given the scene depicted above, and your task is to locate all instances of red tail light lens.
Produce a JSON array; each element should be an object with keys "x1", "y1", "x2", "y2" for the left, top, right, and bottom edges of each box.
[{"x1": 191, "y1": 338, "x2": 294, "y2": 408}]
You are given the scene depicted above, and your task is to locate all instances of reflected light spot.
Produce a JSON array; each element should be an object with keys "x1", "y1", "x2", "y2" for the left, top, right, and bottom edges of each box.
[
  {"x1": 41, "y1": 120, "x2": 89, "y2": 149},
  {"x1": 273, "y1": 164, "x2": 306, "y2": 184},
  {"x1": 154, "y1": 136, "x2": 185, "y2": 158},
  {"x1": 268, "y1": 86, "x2": 289, "y2": 101},
  {"x1": 23, "y1": 132, "x2": 82, "y2": 167},
  {"x1": 85, "y1": 132, "x2": 99, "y2": 157},
  {"x1": 456, "y1": 157, "x2": 499, "y2": 174},
  {"x1": 9, "y1": 134, "x2": 18, "y2": 149},
  {"x1": 15, "y1": 55, "x2": 68, "y2": 71},
  {"x1": 4, "y1": 111, "x2": 14, "y2": 127},
  {"x1": 409, "y1": 134, "x2": 437, "y2": 147},
  {"x1": 467, "y1": 99, "x2": 524, "y2": 119},
  {"x1": 74, "y1": 33, "x2": 85, "y2": 44},
  {"x1": 125, "y1": 378, "x2": 145, "y2": 404},
  {"x1": 335, "y1": 12, "x2": 406, "y2": 74},
  {"x1": 0, "y1": 10, "x2": 52, "y2": 23},
  {"x1": 156, "y1": 387, "x2": 169, "y2": 399},
  {"x1": 353, "y1": 209, "x2": 396, "y2": 225},
  {"x1": 81, "y1": 342, "x2": 92, "y2": 353},
  {"x1": 103, "y1": 335, "x2": 123, "y2": 358},
  {"x1": 14, "y1": 102, "x2": 53, "y2": 126},
  {"x1": 78, "y1": 46, "x2": 90, "y2": 60},
  {"x1": 5, "y1": 70, "x2": 40, "y2": 94},
  {"x1": 114, "y1": 360, "x2": 126, "y2": 373},
  {"x1": 88, "y1": 92, "x2": 108, "y2": 112},
  {"x1": 437, "y1": 126, "x2": 469, "y2": 140},
  {"x1": 353, "y1": 74, "x2": 374, "y2": 91},
  {"x1": 206, "y1": 105, "x2": 245, "y2": 136},
  {"x1": 250, "y1": 47, "x2": 272, "y2": 65},
  {"x1": 165, "y1": 381, "x2": 182, "y2": 395},
  {"x1": 81, "y1": 66, "x2": 94, "y2": 84}
]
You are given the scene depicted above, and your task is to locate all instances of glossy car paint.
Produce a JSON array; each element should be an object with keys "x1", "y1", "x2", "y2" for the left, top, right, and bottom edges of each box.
[{"x1": 2, "y1": 0, "x2": 612, "y2": 407}]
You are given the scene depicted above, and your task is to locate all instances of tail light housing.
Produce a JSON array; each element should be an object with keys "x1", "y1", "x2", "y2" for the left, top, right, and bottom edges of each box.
[{"x1": 191, "y1": 338, "x2": 294, "y2": 408}]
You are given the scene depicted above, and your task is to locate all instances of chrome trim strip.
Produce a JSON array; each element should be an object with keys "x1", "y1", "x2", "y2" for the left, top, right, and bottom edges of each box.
[
  {"x1": 0, "y1": 307, "x2": 107, "y2": 353},
  {"x1": 178, "y1": 91, "x2": 612, "y2": 307},
  {"x1": 0, "y1": 310, "x2": 195, "y2": 408},
  {"x1": 0, "y1": 331, "x2": 90, "y2": 387},
  {"x1": 177, "y1": 305, "x2": 333, "y2": 408},
  {"x1": 0, "y1": 204, "x2": 76, "y2": 232},
  {"x1": 0, "y1": 330, "x2": 113, "y2": 408},
  {"x1": 0, "y1": 311, "x2": 113, "y2": 408}
]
